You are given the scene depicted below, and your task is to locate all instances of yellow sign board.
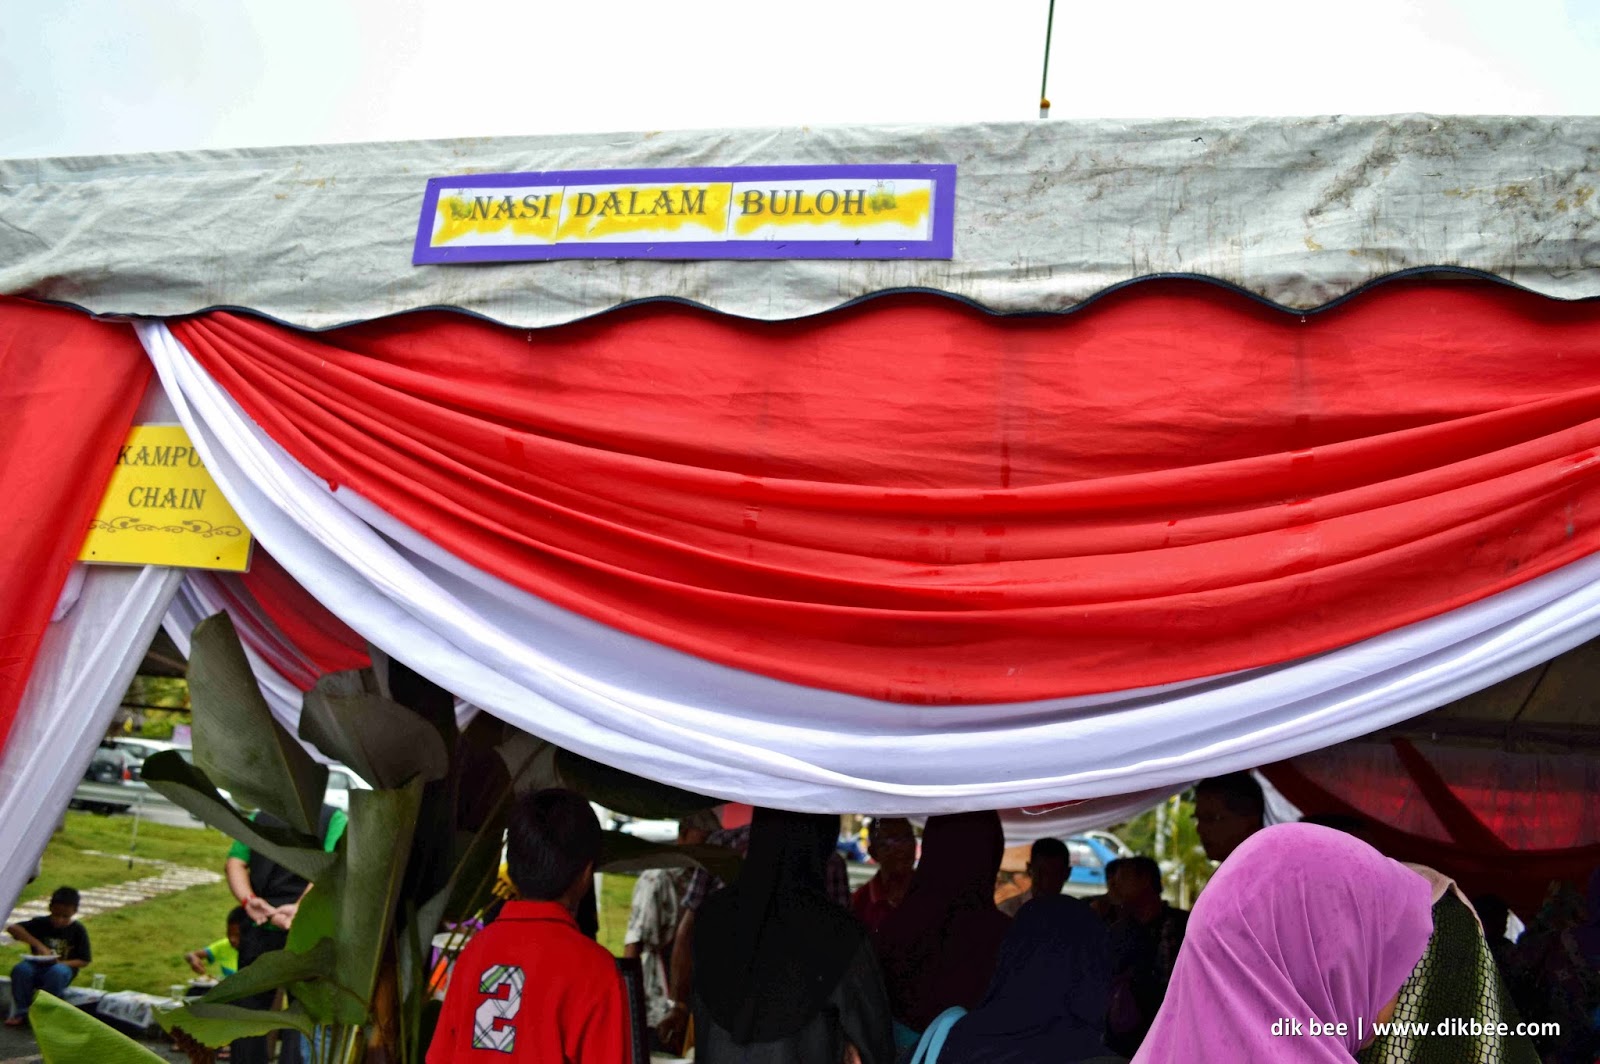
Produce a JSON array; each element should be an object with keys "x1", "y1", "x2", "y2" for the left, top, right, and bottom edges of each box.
[
  {"x1": 413, "y1": 164, "x2": 956, "y2": 263},
  {"x1": 79, "y1": 424, "x2": 253, "y2": 572}
]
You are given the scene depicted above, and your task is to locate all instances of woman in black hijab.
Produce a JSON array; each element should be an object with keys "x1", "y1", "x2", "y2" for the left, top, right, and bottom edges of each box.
[
  {"x1": 874, "y1": 810, "x2": 1011, "y2": 1033},
  {"x1": 939, "y1": 895, "x2": 1124, "y2": 1064},
  {"x1": 693, "y1": 808, "x2": 894, "y2": 1064}
]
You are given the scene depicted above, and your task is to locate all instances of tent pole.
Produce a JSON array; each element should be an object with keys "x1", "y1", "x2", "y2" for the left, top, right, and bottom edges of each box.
[
  {"x1": 127, "y1": 791, "x2": 143, "y2": 869},
  {"x1": 1039, "y1": 0, "x2": 1057, "y2": 118}
]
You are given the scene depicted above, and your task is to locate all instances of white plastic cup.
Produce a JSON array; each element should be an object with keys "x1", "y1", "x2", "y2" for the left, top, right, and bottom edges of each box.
[
  {"x1": 170, "y1": 984, "x2": 187, "y2": 1002},
  {"x1": 91, "y1": 973, "x2": 106, "y2": 991}
]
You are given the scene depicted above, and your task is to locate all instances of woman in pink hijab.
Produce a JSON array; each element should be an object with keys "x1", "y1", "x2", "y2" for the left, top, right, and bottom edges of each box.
[{"x1": 1133, "y1": 823, "x2": 1434, "y2": 1063}]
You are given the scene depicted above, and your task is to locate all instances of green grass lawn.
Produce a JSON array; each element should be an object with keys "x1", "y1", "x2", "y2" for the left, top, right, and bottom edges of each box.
[
  {"x1": 52, "y1": 808, "x2": 233, "y2": 870},
  {"x1": 597, "y1": 872, "x2": 637, "y2": 956},
  {"x1": 3, "y1": 812, "x2": 237, "y2": 994},
  {"x1": 16, "y1": 849, "x2": 136, "y2": 907}
]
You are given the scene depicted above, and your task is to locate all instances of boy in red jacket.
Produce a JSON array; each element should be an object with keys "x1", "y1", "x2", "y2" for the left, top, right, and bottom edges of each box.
[{"x1": 429, "y1": 789, "x2": 626, "y2": 1063}]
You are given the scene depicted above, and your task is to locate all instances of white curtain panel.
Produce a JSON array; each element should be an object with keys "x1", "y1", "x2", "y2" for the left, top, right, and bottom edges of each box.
[
  {"x1": 141, "y1": 321, "x2": 1600, "y2": 814},
  {"x1": 0, "y1": 565, "x2": 182, "y2": 916}
]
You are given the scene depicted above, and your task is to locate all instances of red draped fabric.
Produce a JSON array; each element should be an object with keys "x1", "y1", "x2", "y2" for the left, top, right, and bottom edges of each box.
[
  {"x1": 0, "y1": 298, "x2": 150, "y2": 743},
  {"x1": 169, "y1": 281, "x2": 1600, "y2": 703},
  {"x1": 190, "y1": 549, "x2": 369, "y2": 692},
  {"x1": 1263, "y1": 742, "x2": 1600, "y2": 914},
  {"x1": 236, "y1": 550, "x2": 369, "y2": 680}
]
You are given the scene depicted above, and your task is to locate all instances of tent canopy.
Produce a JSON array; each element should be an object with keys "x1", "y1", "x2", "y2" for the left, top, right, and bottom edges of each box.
[
  {"x1": 4, "y1": 115, "x2": 1600, "y2": 912},
  {"x1": 2, "y1": 115, "x2": 1597, "y2": 329}
]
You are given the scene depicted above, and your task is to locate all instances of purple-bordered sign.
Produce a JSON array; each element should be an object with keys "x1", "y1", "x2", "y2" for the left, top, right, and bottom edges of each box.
[{"x1": 413, "y1": 164, "x2": 955, "y2": 264}]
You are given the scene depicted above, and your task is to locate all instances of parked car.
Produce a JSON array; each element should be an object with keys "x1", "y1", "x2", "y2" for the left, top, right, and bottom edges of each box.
[
  {"x1": 71, "y1": 748, "x2": 137, "y2": 815},
  {"x1": 324, "y1": 765, "x2": 372, "y2": 813},
  {"x1": 998, "y1": 830, "x2": 1136, "y2": 902},
  {"x1": 605, "y1": 811, "x2": 678, "y2": 844},
  {"x1": 103, "y1": 740, "x2": 234, "y2": 819},
  {"x1": 84, "y1": 747, "x2": 133, "y2": 785},
  {"x1": 100, "y1": 736, "x2": 186, "y2": 780},
  {"x1": 1064, "y1": 830, "x2": 1135, "y2": 895}
]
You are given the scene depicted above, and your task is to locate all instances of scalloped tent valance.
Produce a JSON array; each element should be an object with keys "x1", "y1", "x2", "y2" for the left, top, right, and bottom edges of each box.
[{"x1": 2, "y1": 115, "x2": 1596, "y2": 330}]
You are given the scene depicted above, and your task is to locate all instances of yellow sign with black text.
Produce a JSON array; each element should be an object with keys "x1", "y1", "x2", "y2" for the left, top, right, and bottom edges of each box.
[
  {"x1": 413, "y1": 164, "x2": 956, "y2": 263},
  {"x1": 79, "y1": 425, "x2": 253, "y2": 571}
]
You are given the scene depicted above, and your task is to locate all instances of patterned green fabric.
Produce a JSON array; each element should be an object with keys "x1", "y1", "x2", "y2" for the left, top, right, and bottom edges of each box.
[{"x1": 1358, "y1": 893, "x2": 1539, "y2": 1064}]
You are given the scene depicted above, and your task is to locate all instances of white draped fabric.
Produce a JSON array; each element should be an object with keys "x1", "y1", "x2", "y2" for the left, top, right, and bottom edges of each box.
[
  {"x1": 164, "y1": 575, "x2": 310, "y2": 741},
  {"x1": 999, "y1": 787, "x2": 1189, "y2": 844},
  {"x1": 0, "y1": 565, "x2": 182, "y2": 915},
  {"x1": 141, "y1": 321, "x2": 1600, "y2": 813}
]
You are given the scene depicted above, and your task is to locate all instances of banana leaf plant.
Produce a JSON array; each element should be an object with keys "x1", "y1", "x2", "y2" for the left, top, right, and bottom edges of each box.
[{"x1": 32, "y1": 612, "x2": 734, "y2": 1064}]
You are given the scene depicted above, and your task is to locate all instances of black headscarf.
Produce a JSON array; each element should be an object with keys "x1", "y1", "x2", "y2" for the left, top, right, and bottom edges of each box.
[
  {"x1": 938, "y1": 895, "x2": 1114, "y2": 1064},
  {"x1": 874, "y1": 810, "x2": 1011, "y2": 1029},
  {"x1": 694, "y1": 808, "x2": 867, "y2": 1042}
]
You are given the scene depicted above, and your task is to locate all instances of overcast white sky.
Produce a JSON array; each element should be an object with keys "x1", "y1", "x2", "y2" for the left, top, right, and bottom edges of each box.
[{"x1": 3, "y1": 0, "x2": 1598, "y2": 160}]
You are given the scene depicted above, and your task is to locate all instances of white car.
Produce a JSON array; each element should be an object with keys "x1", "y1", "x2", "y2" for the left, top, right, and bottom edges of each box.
[
  {"x1": 323, "y1": 765, "x2": 371, "y2": 813},
  {"x1": 603, "y1": 810, "x2": 679, "y2": 844}
]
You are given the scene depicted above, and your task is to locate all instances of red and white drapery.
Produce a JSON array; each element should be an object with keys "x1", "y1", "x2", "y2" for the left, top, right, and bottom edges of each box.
[{"x1": 6, "y1": 281, "x2": 1600, "y2": 827}]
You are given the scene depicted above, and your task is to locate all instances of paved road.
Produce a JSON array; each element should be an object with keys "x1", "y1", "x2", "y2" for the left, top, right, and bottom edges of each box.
[
  {"x1": 0, "y1": 1020, "x2": 45, "y2": 1063},
  {"x1": 69, "y1": 788, "x2": 207, "y2": 831}
]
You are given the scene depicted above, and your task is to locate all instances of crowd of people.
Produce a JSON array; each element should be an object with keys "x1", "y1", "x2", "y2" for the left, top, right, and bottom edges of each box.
[
  {"x1": 421, "y1": 775, "x2": 1600, "y2": 1064},
  {"x1": 5, "y1": 772, "x2": 1593, "y2": 1064}
]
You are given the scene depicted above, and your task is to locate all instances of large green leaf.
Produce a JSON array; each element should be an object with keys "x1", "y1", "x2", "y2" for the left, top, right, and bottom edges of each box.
[
  {"x1": 285, "y1": 865, "x2": 341, "y2": 954},
  {"x1": 555, "y1": 748, "x2": 720, "y2": 819},
  {"x1": 141, "y1": 751, "x2": 335, "y2": 884},
  {"x1": 444, "y1": 820, "x2": 507, "y2": 923},
  {"x1": 201, "y1": 938, "x2": 335, "y2": 1005},
  {"x1": 454, "y1": 712, "x2": 513, "y2": 831},
  {"x1": 597, "y1": 831, "x2": 744, "y2": 883},
  {"x1": 334, "y1": 783, "x2": 423, "y2": 1023},
  {"x1": 389, "y1": 660, "x2": 467, "y2": 911},
  {"x1": 444, "y1": 726, "x2": 515, "y2": 921},
  {"x1": 284, "y1": 865, "x2": 366, "y2": 1026},
  {"x1": 388, "y1": 658, "x2": 459, "y2": 752},
  {"x1": 396, "y1": 895, "x2": 439, "y2": 1023},
  {"x1": 278, "y1": 868, "x2": 348, "y2": 1023},
  {"x1": 31, "y1": 993, "x2": 167, "y2": 1064},
  {"x1": 397, "y1": 794, "x2": 510, "y2": 1008},
  {"x1": 158, "y1": 1001, "x2": 315, "y2": 1047},
  {"x1": 187, "y1": 612, "x2": 327, "y2": 834},
  {"x1": 300, "y1": 671, "x2": 448, "y2": 790}
]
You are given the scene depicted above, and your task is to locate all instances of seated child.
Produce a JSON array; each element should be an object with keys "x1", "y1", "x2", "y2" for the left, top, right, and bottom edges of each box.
[
  {"x1": 185, "y1": 907, "x2": 249, "y2": 979},
  {"x1": 428, "y1": 789, "x2": 626, "y2": 1063},
  {"x1": 5, "y1": 887, "x2": 91, "y2": 1026}
]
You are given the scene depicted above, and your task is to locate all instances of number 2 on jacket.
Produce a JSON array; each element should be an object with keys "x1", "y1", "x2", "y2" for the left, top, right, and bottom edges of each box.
[{"x1": 471, "y1": 964, "x2": 525, "y2": 1052}]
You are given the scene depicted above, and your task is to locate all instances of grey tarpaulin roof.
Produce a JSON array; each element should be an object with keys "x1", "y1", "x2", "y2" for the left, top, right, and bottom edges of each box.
[{"x1": 1, "y1": 114, "x2": 1596, "y2": 330}]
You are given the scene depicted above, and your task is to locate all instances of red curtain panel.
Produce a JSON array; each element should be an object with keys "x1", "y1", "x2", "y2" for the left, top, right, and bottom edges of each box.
[
  {"x1": 237, "y1": 548, "x2": 370, "y2": 681},
  {"x1": 0, "y1": 298, "x2": 151, "y2": 743},
  {"x1": 171, "y1": 280, "x2": 1600, "y2": 704}
]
